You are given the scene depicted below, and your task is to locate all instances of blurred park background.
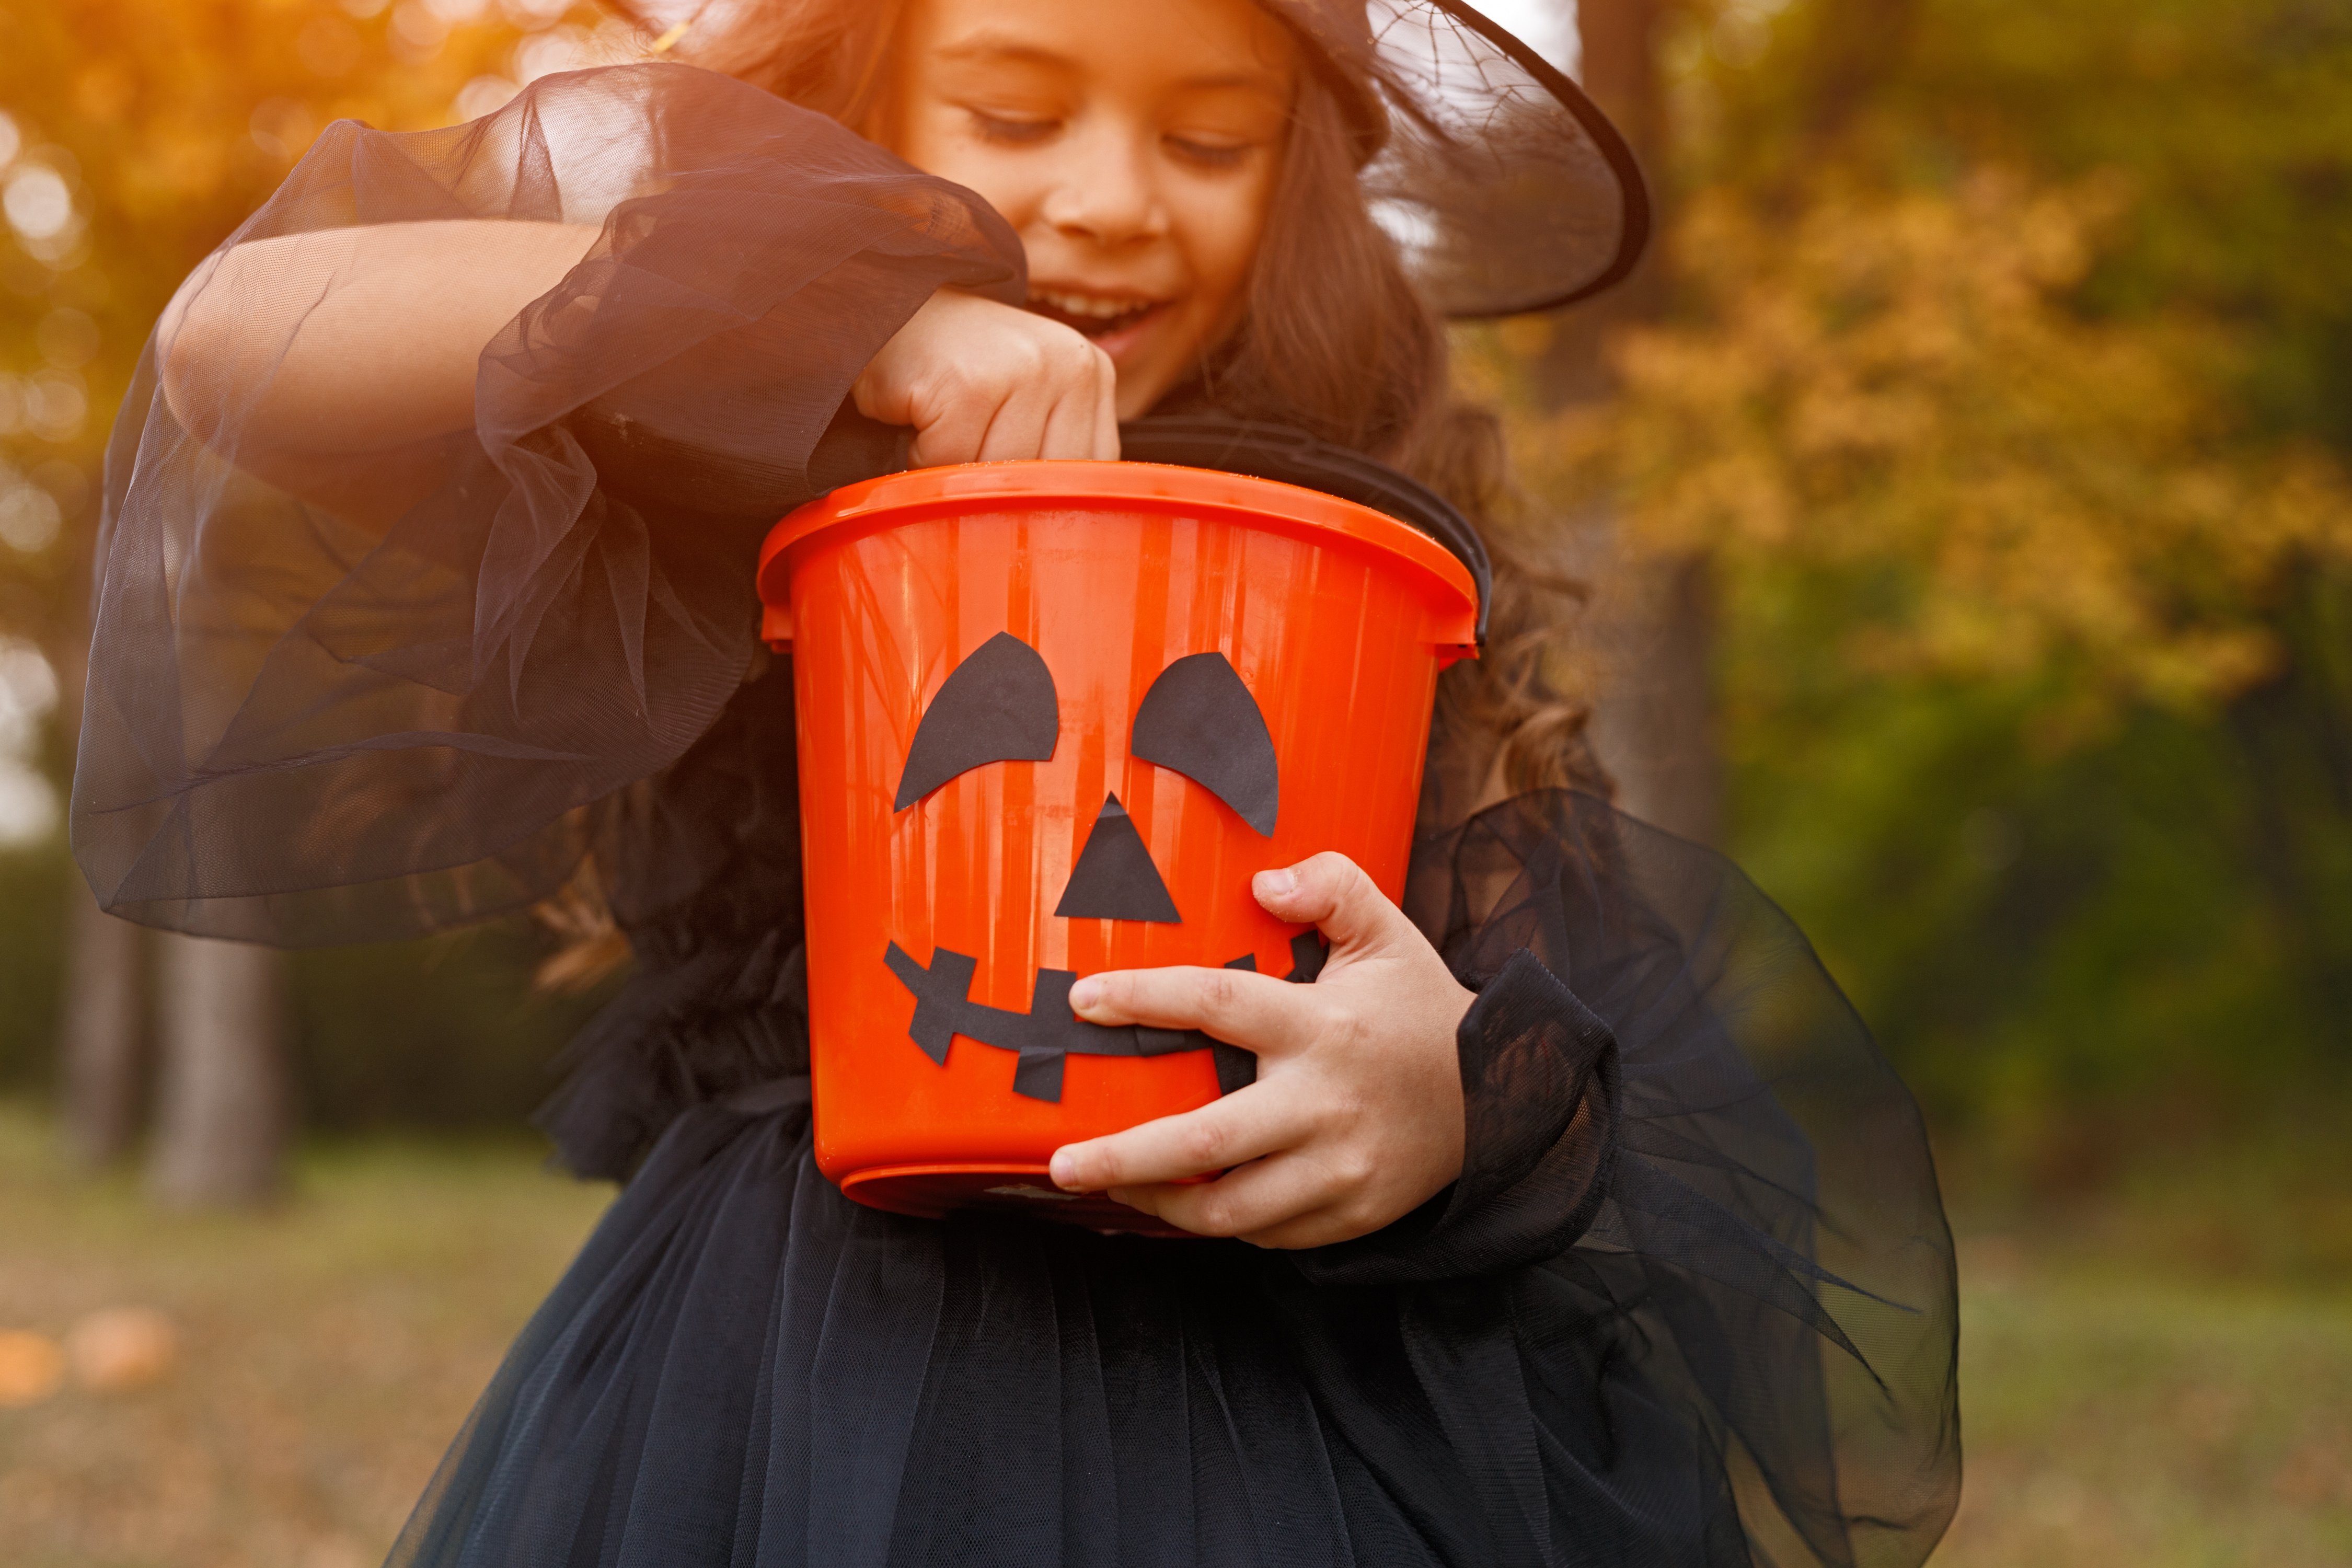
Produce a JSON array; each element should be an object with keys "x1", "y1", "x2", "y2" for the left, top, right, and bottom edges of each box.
[{"x1": 0, "y1": 0, "x2": 2347, "y2": 1562}]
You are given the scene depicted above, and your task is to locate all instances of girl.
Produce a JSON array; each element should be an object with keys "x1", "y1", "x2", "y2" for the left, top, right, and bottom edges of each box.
[{"x1": 78, "y1": 1, "x2": 1959, "y2": 1562}]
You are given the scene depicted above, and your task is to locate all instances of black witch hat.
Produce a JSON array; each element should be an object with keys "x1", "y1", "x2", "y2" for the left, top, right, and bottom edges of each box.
[{"x1": 1262, "y1": 0, "x2": 1648, "y2": 315}]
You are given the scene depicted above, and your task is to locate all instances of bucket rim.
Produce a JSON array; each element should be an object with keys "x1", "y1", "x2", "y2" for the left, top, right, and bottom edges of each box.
[{"x1": 757, "y1": 459, "x2": 1479, "y2": 622}]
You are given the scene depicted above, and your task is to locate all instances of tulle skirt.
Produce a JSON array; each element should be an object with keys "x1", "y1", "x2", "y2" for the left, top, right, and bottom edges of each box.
[{"x1": 388, "y1": 1089, "x2": 1747, "y2": 1568}]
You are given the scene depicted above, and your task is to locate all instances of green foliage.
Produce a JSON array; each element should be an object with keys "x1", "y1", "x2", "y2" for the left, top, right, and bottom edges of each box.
[
  {"x1": 0, "y1": 842, "x2": 71, "y2": 1091},
  {"x1": 1722, "y1": 587, "x2": 2352, "y2": 1130},
  {"x1": 1514, "y1": 0, "x2": 2352, "y2": 1139},
  {"x1": 286, "y1": 929, "x2": 618, "y2": 1132}
]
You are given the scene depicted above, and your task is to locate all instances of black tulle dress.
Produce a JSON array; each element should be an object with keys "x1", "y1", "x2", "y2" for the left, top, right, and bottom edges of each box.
[{"x1": 76, "y1": 65, "x2": 1959, "y2": 1568}]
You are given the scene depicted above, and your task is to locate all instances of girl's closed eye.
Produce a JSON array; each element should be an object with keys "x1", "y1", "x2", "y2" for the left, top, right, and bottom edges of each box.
[
  {"x1": 1166, "y1": 135, "x2": 1254, "y2": 170},
  {"x1": 968, "y1": 109, "x2": 1060, "y2": 145}
]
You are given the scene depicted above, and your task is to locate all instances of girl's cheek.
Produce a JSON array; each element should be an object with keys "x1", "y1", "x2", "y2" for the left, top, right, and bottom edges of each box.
[{"x1": 1177, "y1": 198, "x2": 1266, "y2": 310}]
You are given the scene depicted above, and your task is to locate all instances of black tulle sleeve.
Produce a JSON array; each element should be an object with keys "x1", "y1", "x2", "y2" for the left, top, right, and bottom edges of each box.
[
  {"x1": 73, "y1": 64, "x2": 1023, "y2": 943},
  {"x1": 1278, "y1": 790, "x2": 1959, "y2": 1564}
]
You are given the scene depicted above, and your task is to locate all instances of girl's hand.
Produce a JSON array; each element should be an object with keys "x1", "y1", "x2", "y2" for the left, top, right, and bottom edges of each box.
[
  {"x1": 852, "y1": 288, "x2": 1121, "y2": 467},
  {"x1": 1049, "y1": 852, "x2": 1473, "y2": 1248}
]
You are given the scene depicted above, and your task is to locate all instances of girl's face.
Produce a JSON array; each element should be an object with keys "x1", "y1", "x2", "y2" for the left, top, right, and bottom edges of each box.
[{"x1": 885, "y1": 0, "x2": 1297, "y2": 420}]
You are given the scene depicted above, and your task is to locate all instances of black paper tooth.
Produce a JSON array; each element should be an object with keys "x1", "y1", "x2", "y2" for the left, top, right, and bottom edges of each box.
[
  {"x1": 1197, "y1": 942, "x2": 1324, "y2": 1092},
  {"x1": 1130, "y1": 652, "x2": 1278, "y2": 836},
  {"x1": 1214, "y1": 953, "x2": 1261, "y2": 1093},
  {"x1": 881, "y1": 934, "x2": 1328, "y2": 1102},
  {"x1": 894, "y1": 631, "x2": 1058, "y2": 810},
  {"x1": 1054, "y1": 794, "x2": 1180, "y2": 923},
  {"x1": 884, "y1": 941, "x2": 1209, "y2": 1103},
  {"x1": 1285, "y1": 930, "x2": 1330, "y2": 983}
]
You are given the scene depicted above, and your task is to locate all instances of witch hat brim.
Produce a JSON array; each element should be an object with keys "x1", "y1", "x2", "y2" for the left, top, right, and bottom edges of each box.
[{"x1": 1267, "y1": 0, "x2": 1652, "y2": 317}]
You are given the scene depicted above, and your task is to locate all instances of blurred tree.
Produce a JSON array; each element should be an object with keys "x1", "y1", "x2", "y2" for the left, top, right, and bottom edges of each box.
[
  {"x1": 148, "y1": 929, "x2": 285, "y2": 1205},
  {"x1": 0, "y1": 0, "x2": 631, "y2": 1195},
  {"x1": 1515, "y1": 0, "x2": 1730, "y2": 847},
  {"x1": 57, "y1": 887, "x2": 143, "y2": 1167},
  {"x1": 1508, "y1": 0, "x2": 2352, "y2": 1153}
]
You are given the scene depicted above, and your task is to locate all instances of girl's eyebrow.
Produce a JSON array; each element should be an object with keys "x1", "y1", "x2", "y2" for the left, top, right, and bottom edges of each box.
[
  {"x1": 933, "y1": 34, "x2": 1075, "y2": 68},
  {"x1": 933, "y1": 33, "x2": 1288, "y2": 97}
]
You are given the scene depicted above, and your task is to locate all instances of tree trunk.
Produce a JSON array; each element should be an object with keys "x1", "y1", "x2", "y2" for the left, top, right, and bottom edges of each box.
[
  {"x1": 1536, "y1": 0, "x2": 1669, "y2": 409},
  {"x1": 48, "y1": 529, "x2": 155, "y2": 1171},
  {"x1": 1576, "y1": 552, "x2": 1721, "y2": 844},
  {"x1": 1536, "y1": 0, "x2": 1723, "y2": 844},
  {"x1": 147, "y1": 931, "x2": 288, "y2": 1209},
  {"x1": 1802, "y1": 0, "x2": 1923, "y2": 145},
  {"x1": 57, "y1": 886, "x2": 146, "y2": 1169}
]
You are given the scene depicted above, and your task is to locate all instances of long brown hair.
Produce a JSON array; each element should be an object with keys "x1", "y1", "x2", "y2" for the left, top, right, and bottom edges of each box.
[{"x1": 541, "y1": 0, "x2": 1601, "y2": 986}]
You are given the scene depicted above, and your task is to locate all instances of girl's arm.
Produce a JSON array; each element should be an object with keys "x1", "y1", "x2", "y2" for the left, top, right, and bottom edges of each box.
[
  {"x1": 159, "y1": 221, "x2": 601, "y2": 528},
  {"x1": 79, "y1": 65, "x2": 1059, "y2": 945},
  {"x1": 158, "y1": 221, "x2": 1115, "y2": 531}
]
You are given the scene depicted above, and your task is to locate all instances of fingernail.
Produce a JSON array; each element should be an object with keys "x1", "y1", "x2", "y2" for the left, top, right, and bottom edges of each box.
[
  {"x1": 1050, "y1": 1151, "x2": 1079, "y2": 1189},
  {"x1": 1069, "y1": 977, "x2": 1102, "y2": 1010},
  {"x1": 1254, "y1": 867, "x2": 1297, "y2": 901}
]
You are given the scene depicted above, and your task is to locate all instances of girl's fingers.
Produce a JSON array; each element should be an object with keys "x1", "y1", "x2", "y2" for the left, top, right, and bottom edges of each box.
[
  {"x1": 1052, "y1": 1082, "x2": 1312, "y2": 1192},
  {"x1": 1092, "y1": 352, "x2": 1122, "y2": 459},
  {"x1": 973, "y1": 387, "x2": 1050, "y2": 464},
  {"x1": 1069, "y1": 962, "x2": 1310, "y2": 1047},
  {"x1": 907, "y1": 398, "x2": 987, "y2": 467},
  {"x1": 1038, "y1": 343, "x2": 1118, "y2": 460},
  {"x1": 1233, "y1": 1204, "x2": 1355, "y2": 1251},
  {"x1": 1110, "y1": 1151, "x2": 1342, "y2": 1241},
  {"x1": 1037, "y1": 383, "x2": 1102, "y2": 462},
  {"x1": 869, "y1": 295, "x2": 1112, "y2": 466},
  {"x1": 1253, "y1": 852, "x2": 1413, "y2": 957}
]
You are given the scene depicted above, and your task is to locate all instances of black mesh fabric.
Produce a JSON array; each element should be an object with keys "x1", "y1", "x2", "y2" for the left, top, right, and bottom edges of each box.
[
  {"x1": 76, "y1": 59, "x2": 1957, "y2": 1568},
  {"x1": 76, "y1": 65, "x2": 1024, "y2": 942},
  {"x1": 389, "y1": 768, "x2": 1958, "y2": 1568}
]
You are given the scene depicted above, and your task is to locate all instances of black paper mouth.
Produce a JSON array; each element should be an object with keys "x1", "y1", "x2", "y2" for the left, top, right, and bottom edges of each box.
[{"x1": 883, "y1": 932, "x2": 1328, "y2": 1102}]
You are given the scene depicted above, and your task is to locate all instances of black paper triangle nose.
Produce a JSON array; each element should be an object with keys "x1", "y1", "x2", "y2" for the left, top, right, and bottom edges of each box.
[{"x1": 1053, "y1": 794, "x2": 1180, "y2": 923}]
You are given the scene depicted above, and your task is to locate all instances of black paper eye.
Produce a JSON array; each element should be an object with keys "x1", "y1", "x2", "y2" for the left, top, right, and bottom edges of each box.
[
  {"x1": 1130, "y1": 652, "x2": 1277, "y2": 836},
  {"x1": 895, "y1": 631, "x2": 1058, "y2": 810}
]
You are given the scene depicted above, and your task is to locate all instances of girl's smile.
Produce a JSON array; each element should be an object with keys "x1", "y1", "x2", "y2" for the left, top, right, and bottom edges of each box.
[
  {"x1": 1023, "y1": 285, "x2": 1167, "y2": 352},
  {"x1": 883, "y1": 0, "x2": 1297, "y2": 419}
]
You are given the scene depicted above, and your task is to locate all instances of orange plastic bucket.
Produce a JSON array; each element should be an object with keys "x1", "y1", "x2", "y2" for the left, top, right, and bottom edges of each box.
[{"x1": 757, "y1": 460, "x2": 1478, "y2": 1234}]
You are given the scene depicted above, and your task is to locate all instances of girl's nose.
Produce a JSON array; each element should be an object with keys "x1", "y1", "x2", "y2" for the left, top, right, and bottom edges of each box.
[{"x1": 1038, "y1": 122, "x2": 1170, "y2": 248}]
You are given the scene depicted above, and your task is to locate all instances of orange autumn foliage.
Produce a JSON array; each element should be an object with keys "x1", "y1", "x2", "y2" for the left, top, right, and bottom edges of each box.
[{"x1": 1517, "y1": 171, "x2": 2352, "y2": 736}]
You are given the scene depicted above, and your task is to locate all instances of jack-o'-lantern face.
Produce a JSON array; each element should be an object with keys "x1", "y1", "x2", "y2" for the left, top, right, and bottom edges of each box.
[
  {"x1": 881, "y1": 631, "x2": 1325, "y2": 1103},
  {"x1": 766, "y1": 463, "x2": 1474, "y2": 1213}
]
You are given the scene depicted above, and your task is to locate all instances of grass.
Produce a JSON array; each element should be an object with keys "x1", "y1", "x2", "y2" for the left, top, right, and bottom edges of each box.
[
  {"x1": 1930, "y1": 1123, "x2": 2352, "y2": 1564},
  {"x1": 1937, "y1": 1237, "x2": 2352, "y2": 1566},
  {"x1": 2, "y1": 1101, "x2": 2348, "y2": 1567},
  {"x1": 0, "y1": 1105, "x2": 609, "y2": 1568}
]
